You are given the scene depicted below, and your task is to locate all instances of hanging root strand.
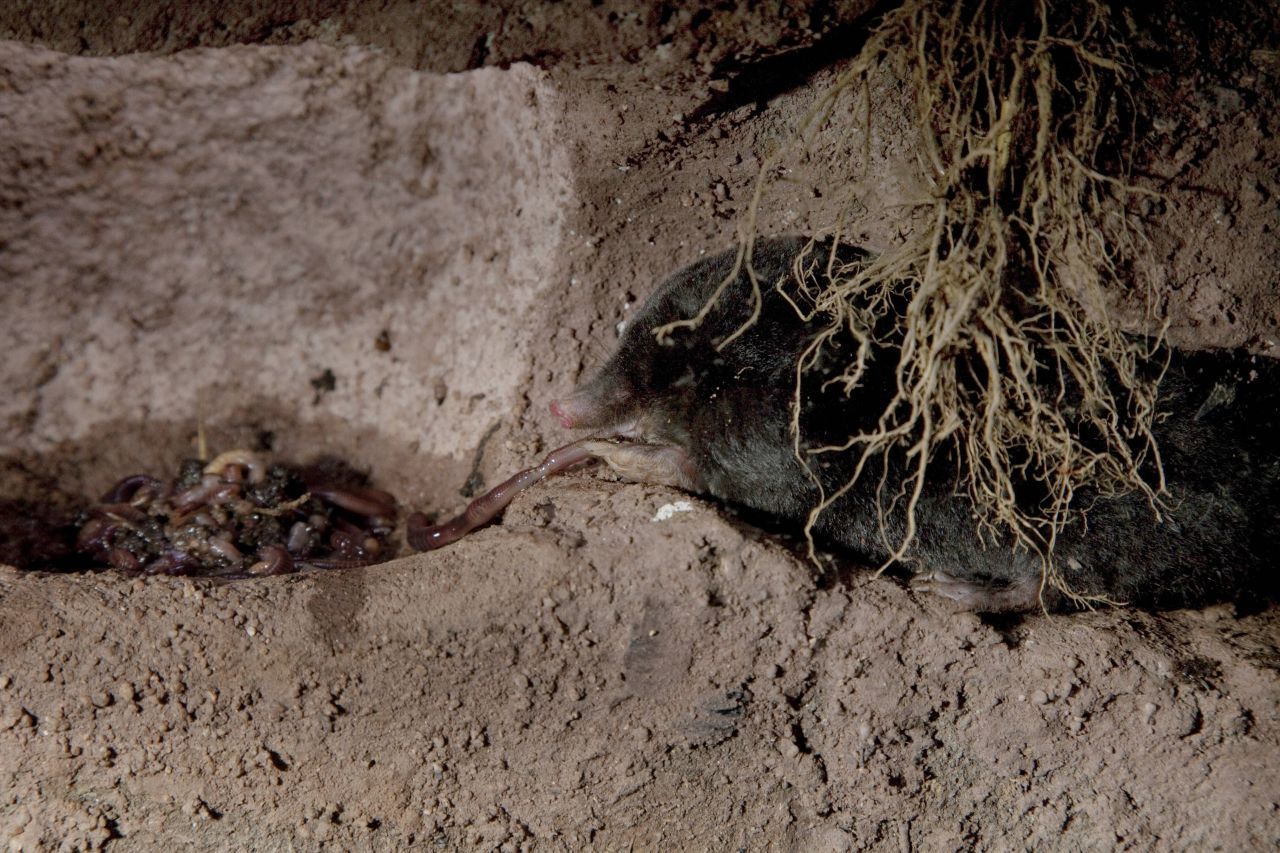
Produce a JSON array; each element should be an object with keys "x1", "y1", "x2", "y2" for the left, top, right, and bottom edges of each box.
[{"x1": 723, "y1": 0, "x2": 1168, "y2": 609}]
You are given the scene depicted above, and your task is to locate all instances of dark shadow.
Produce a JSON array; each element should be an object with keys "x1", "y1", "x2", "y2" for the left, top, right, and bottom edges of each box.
[{"x1": 687, "y1": 0, "x2": 897, "y2": 123}]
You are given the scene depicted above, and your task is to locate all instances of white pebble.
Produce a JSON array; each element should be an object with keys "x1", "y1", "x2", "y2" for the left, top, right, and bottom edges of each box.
[{"x1": 651, "y1": 501, "x2": 694, "y2": 522}]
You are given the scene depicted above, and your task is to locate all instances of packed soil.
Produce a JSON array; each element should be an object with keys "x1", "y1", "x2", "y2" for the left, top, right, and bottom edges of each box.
[{"x1": 2, "y1": 1, "x2": 1278, "y2": 849}]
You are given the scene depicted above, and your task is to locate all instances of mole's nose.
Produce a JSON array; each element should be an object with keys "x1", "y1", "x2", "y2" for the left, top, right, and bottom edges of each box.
[
  {"x1": 551, "y1": 391, "x2": 605, "y2": 430},
  {"x1": 550, "y1": 399, "x2": 576, "y2": 429}
]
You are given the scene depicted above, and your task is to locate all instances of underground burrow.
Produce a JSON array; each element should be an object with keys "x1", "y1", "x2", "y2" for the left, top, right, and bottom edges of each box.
[{"x1": 0, "y1": 40, "x2": 573, "y2": 578}]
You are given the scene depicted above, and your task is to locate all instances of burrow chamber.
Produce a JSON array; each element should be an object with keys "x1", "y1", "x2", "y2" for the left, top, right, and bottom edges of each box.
[{"x1": 0, "y1": 40, "x2": 572, "y2": 578}]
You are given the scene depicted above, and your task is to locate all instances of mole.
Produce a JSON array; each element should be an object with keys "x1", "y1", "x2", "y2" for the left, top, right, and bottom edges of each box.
[{"x1": 409, "y1": 236, "x2": 1280, "y2": 612}]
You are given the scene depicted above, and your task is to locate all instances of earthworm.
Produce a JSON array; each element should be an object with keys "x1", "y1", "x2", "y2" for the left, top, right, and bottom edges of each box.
[
  {"x1": 101, "y1": 474, "x2": 161, "y2": 504},
  {"x1": 248, "y1": 544, "x2": 293, "y2": 576},
  {"x1": 328, "y1": 518, "x2": 376, "y2": 559},
  {"x1": 145, "y1": 549, "x2": 203, "y2": 576},
  {"x1": 209, "y1": 483, "x2": 242, "y2": 505},
  {"x1": 203, "y1": 449, "x2": 267, "y2": 484},
  {"x1": 219, "y1": 463, "x2": 248, "y2": 484},
  {"x1": 329, "y1": 527, "x2": 361, "y2": 557},
  {"x1": 206, "y1": 535, "x2": 243, "y2": 565},
  {"x1": 107, "y1": 547, "x2": 140, "y2": 571},
  {"x1": 77, "y1": 517, "x2": 115, "y2": 552},
  {"x1": 95, "y1": 503, "x2": 148, "y2": 525},
  {"x1": 171, "y1": 475, "x2": 229, "y2": 513},
  {"x1": 311, "y1": 485, "x2": 398, "y2": 519},
  {"x1": 407, "y1": 438, "x2": 597, "y2": 551}
]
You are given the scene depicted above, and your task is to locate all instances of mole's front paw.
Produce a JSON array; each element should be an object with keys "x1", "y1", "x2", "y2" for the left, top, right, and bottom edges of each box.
[
  {"x1": 581, "y1": 439, "x2": 704, "y2": 491},
  {"x1": 911, "y1": 570, "x2": 1042, "y2": 613}
]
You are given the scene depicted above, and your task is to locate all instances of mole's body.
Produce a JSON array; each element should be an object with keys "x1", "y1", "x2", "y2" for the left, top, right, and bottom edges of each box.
[{"x1": 551, "y1": 237, "x2": 1280, "y2": 611}]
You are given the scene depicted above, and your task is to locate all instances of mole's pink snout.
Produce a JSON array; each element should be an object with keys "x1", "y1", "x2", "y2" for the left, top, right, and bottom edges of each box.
[
  {"x1": 550, "y1": 399, "x2": 575, "y2": 429},
  {"x1": 550, "y1": 392, "x2": 599, "y2": 430}
]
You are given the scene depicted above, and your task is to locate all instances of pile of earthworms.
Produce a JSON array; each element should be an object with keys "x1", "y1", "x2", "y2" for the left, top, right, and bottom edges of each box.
[{"x1": 75, "y1": 450, "x2": 398, "y2": 578}]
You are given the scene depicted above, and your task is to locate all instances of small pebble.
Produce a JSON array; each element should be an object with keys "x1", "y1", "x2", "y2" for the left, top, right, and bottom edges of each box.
[{"x1": 0, "y1": 705, "x2": 23, "y2": 730}]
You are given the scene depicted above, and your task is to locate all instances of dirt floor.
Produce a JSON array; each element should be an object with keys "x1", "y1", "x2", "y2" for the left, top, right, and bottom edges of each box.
[{"x1": 2, "y1": 1, "x2": 1279, "y2": 849}]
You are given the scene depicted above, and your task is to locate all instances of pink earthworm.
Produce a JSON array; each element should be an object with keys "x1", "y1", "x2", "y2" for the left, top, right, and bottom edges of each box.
[
  {"x1": 144, "y1": 549, "x2": 203, "y2": 576},
  {"x1": 107, "y1": 547, "x2": 140, "y2": 572},
  {"x1": 311, "y1": 485, "x2": 398, "y2": 519},
  {"x1": 94, "y1": 503, "x2": 148, "y2": 525},
  {"x1": 171, "y1": 474, "x2": 230, "y2": 513},
  {"x1": 101, "y1": 474, "x2": 161, "y2": 504},
  {"x1": 203, "y1": 449, "x2": 267, "y2": 484},
  {"x1": 77, "y1": 517, "x2": 116, "y2": 552},
  {"x1": 206, "y1": 535, "x2": 244, "y2": 564},
  {"x1": 407, "y1": 438, "x2": 598, "y2": 551},
  {"x1": 327, "y1": 518, "x2": 384, "y2": 561},
  {"x1": 247, "y1": 544, "x2": 294, "y2": 576},
  {"x1": 328, "y1": 525, "x2": 363, "y2": 558}
]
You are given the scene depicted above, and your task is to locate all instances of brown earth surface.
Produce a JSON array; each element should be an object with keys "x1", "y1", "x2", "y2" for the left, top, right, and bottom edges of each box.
[{"x1": 2, "y1": 2, "x2": 1278, "y2": 849}]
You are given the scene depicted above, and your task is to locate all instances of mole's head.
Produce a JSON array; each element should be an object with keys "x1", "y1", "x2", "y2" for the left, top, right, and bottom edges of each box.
[
  {"x1": 551, "y1": 237, "x2": 817, "y2": 445},
  {"x1": 550, "y1": 280, "x2": 713, "y2": 443}
]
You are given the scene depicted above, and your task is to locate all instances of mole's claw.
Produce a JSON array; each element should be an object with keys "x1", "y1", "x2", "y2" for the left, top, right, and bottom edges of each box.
[{"x1": 911, "y1": 569, "x2": 1042, "y2": 613}]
